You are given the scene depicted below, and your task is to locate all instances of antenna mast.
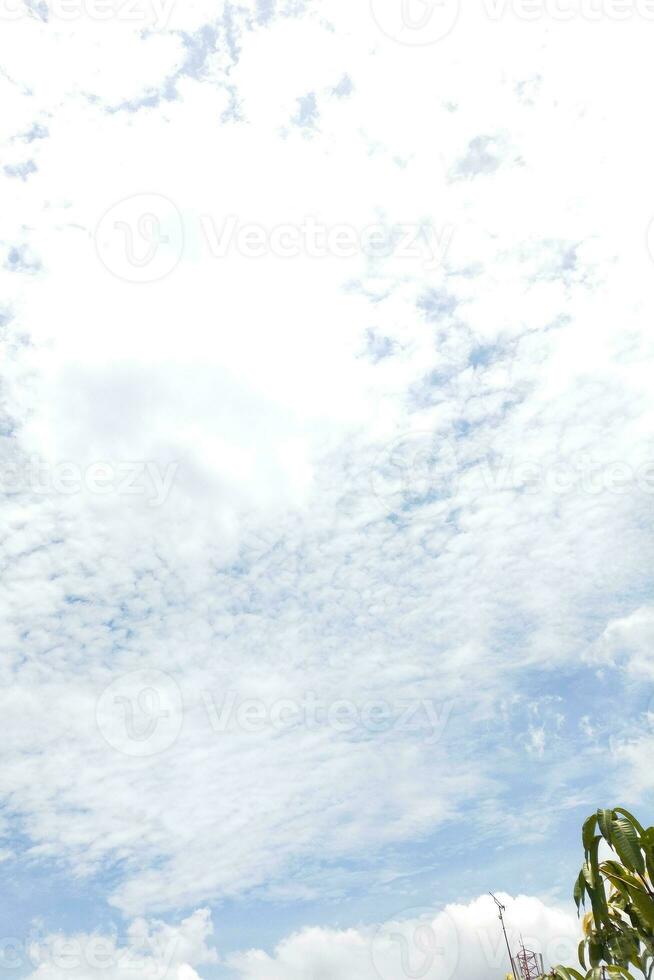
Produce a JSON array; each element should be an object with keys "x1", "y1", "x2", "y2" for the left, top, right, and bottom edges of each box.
[
  {"x1": 490, "y1": 893, "x2": 545, "y2": 978},
  {"x1": 514, "y1": 940, "x2": 542, "y2": 980},
  {"x1": 489, "y1": 892, "x2": 515, "y2": 975}
]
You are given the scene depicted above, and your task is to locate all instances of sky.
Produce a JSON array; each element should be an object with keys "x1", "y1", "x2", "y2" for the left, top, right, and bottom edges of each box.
[{"x1": 0, "y1": 1, "x2": 653, "y2": 978}]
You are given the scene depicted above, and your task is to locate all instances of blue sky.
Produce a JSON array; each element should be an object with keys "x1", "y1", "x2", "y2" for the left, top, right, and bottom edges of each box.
[{"x1": 0, "y1": 2, "x2": 653, "y2": 979}]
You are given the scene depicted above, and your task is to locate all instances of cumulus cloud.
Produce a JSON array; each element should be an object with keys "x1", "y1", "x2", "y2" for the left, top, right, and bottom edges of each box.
[
  {"x1": 22, "y1": 909, "x2": 216, "y2": 980},
  {"x1": 588, "y1": 606, "x2": 654, "y2": 679},
  {"x1": 18, "y1": 897, "x2": 581, "y2": 980},
  {"x1": 594, "y1": 605, "x2": 654, "y2": 799},
  {"x1": 227, "y1": 894, "x2": 580, "y2": 980}
]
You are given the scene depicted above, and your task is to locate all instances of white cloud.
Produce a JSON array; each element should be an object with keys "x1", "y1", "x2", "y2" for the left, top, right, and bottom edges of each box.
[
  {"x1": 19, "y1": 897, "x2": 581, "y2": 980},
  {"x1": 0, "y1": 0, "x2": 652, "y2": 931},
  {"x1": 228, "y1": 894, "x2": 580, "y2": 980},
  {"x1": 588, "y1": 606, "x2": 654, "y2": 679},
  {"x1": 24, "y1": 909, "x2": 217, "y2": 980}
]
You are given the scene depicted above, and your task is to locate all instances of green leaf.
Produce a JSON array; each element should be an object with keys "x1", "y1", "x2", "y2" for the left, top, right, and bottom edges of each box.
[
  {"x1": 641, "y1": 828, "x2": 654, "y2": 884},
  {"x1": 598, "y1": 808, "x2": 615, "y2": 844},
  {"x1": 552, "y1": 966, "x2": 584, "y2": 980},
  {"x1": 612, "y1": 818, "x2": 646, "y2": 876},
  {"x1": 588, "y1": 836, "x2": 611, "y2": 926},
  {"x1": 584, "y1": 815, "x2": 599, "y2": 852},
  {"x1": 626, "y1": 886, "x2": 654, "y2": 932},
  {"x1": 602, "y1": 861, "x2": 642, "y2": 888},
  {"x1": 614, "y1": 808, "x2": 647, "y2": 837},
  {"x1": 558, "y1": 807, "x2": 653, "y2": 980},
  {"x1": 582, "y1": 861, "x2": 596, "y2": 889},
  {"x1": 602, "y1": 867, "x2": 636, "y2": 903},
  {"x1": 608, "y1": 927, "x2": 640, "y2": 964},
  {"x1": 604, "y1": 967, "x2": 638, "y2": 980},
  {"x1": 588, "y1": 933, "x2": 604, "y2": 967}
]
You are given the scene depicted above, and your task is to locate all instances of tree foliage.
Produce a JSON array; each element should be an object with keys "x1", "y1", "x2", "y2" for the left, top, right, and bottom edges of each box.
[{"x1": 546, "y1": 807, "x2": 654, "y2": 980}]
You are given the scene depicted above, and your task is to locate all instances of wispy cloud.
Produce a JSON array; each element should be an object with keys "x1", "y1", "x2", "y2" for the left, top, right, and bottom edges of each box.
[{"x1": 0, "y1": 0, "x2": 652, "y2": 964}]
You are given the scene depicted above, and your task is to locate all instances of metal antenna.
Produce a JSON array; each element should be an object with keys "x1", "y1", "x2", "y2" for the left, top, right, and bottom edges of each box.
[
  {"x1": 490, "y1": 892, "x2": 515, "y2": 975},
  {"x1": 514, "y1": 941, "x2": 541, "y2": 980}
]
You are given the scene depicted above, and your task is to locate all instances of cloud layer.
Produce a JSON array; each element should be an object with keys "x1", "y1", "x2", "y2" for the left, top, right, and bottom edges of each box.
[
  {"x1": 0, "y1": 0, "x2": 652, "y2": 961},
  {"x1": 228, "y1": 894, "x2": 580, "y2": 980},
  {"x1": 20, "y1": 895, "x2": 581, "y2": 980}
]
